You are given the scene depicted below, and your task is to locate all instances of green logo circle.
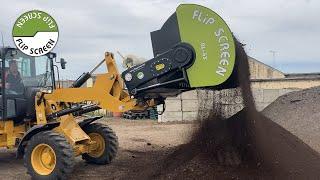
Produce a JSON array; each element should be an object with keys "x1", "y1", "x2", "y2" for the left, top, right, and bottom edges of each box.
[
  {"x1": 12, "y1": 10, "x2": 59, "y2": 56},
  {"x1": 137, "y1": 72, "x2": 144, "y2": 79}
]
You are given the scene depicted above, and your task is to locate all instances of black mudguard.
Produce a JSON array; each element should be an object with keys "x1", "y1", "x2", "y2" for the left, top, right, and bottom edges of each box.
[
  {"x1": 16, "y1": 122, "x2": 60, "y2": 158},
  {"x1": 78, "y1": 116, "x2": 103, "y2": 128},
  {"x1": 16, "y1": 116, "x2": 102, "y2": 158}
]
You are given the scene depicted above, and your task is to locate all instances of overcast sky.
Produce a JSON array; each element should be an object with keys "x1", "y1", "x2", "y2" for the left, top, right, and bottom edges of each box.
[{"x1": 1, "y1": 0, "x2": 319, "y2": 79}]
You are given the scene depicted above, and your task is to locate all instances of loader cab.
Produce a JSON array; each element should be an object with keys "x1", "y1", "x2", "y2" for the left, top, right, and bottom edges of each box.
[{"x1": 0, "y1": 47, "x2": 56, "y2": 123}]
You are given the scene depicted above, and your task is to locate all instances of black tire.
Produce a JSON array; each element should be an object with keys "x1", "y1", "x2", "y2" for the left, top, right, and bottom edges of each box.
[
  {"x1": 82, "y1": 123, "x2": 118, "y2": 164},
  {"x1": 24, "y1": 131, "x2": 75, "y2": 180}
]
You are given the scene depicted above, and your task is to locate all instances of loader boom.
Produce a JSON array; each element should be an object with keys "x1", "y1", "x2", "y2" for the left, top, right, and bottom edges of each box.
[{"x1": 44, "y1": 53, "x2": 137, "y2": 112}]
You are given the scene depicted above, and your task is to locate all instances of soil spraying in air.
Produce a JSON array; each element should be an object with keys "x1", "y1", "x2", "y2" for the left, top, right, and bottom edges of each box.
[{"x1": 150, "y1": 40, "x2": 320, "y2": 179}]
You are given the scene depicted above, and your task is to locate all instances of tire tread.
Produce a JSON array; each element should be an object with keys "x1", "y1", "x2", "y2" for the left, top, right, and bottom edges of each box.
[
  {"x1": 24, "y1": 131, "x2": 75, "y2": 179},
  {"x1": 82, "y1": 123, "x2": 118, "y2": 164}
]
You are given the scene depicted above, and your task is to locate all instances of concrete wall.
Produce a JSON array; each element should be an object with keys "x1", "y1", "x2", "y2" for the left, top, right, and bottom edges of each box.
[
  {"x1": 158, "y1": 91, "x2": 199, "y2": 122},
  {"x1": 201, "y1": 88, "x2": 300, "y2": 119},
  {"x1": 158, "y1": 88, "x2": 301, "y2": 122},
  {"x1": 197, "y1": 89, "x2": 244, "y2": 120},
  {"x1": 252, "y1": 88, "x2": 300, "y2": 111},
  {"x1": 251, "y1": 78, "x2": 320, "y2": 89}
]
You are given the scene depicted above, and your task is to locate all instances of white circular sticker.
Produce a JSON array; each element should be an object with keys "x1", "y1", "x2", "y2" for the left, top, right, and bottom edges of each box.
[
  {"x1": 125, "y1": 73, "x2": 133, "y2": 81},
  {"x1": 12, "y1": 10, "x2": 59, "y2": 56}
]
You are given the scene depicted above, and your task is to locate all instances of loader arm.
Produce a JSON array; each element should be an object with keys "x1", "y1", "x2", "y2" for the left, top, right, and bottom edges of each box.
[{"x1": 42, "y1": 52, "x2": 151, "y2": 113}]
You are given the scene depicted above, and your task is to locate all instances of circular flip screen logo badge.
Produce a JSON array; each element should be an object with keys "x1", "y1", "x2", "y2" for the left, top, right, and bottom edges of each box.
[{"x1": 12, "y1": 10, "x2": 58, "y2": 56}]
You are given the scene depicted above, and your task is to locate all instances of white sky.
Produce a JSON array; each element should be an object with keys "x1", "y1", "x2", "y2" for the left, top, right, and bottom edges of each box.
[{"x1": 1, "y1": 0, "x2": 319, "y2": 79}]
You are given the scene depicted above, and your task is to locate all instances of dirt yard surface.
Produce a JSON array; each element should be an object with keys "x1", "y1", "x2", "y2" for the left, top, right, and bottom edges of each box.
[
  {"x1": 0, "y1": 119, "x2": 195, "y2": 179},
  {"x1": 0, "y1": 119, "x2": 273, "y2": 180}
]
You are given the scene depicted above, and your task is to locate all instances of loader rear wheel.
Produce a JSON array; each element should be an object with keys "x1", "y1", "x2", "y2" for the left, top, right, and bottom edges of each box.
[
  {"x1": 24, "y1": 131, "x2": 75, "y2": 179},
  {"x1": 82, "y1": 123, "x2": 118, "y2": 164}
]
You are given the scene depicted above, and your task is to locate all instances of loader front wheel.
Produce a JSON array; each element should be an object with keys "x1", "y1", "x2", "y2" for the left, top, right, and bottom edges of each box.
[
  {"x1": 82, "y1": 123, "x2": 118, "y2": 164},
  {"x1": 24, "y1": 131, "x2": 75, "y2": 179}
]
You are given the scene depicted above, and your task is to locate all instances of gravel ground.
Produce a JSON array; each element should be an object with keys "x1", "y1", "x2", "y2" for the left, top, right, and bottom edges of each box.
[{"x1": 262, "y1": 86, "x2": 320, "y2": 153}]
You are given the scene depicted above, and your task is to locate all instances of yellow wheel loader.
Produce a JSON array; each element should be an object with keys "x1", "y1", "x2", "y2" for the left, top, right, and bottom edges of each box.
[{"x1": 0, "y1": 4, "x2": 241, "y2": 179}]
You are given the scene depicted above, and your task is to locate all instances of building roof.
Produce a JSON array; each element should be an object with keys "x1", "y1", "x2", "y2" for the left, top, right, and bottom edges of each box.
[
  {"x1": 248, "y1": 56, "x2": 284, "y2": 75},
  {"x1": 285, "y1": 72, "x2": 320, "y2": 78}
]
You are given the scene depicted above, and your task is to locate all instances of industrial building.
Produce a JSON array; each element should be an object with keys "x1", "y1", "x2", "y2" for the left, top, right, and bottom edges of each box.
[{"x1": 158, "y1": 57, "x2": 320, "y2": 122}]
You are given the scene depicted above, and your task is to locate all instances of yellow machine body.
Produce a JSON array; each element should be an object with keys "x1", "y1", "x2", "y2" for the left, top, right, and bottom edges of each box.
[{"x1": 0, "y1": 52, "x2": 149, "y2": 156}]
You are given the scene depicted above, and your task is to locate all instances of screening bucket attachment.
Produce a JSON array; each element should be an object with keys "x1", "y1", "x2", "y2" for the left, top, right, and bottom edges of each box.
[{"x1": 122, "y1": 4, "x2": 239, "y2": 100}]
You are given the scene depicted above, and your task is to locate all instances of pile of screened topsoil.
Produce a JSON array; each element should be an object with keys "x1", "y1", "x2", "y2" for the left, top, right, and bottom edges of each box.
[
  {"x1": 151, "y1": 39, "x2": 320, "y2": 179},
  {"x1": 262, "y1": 86, "x2": 320, "y2": 152}
]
